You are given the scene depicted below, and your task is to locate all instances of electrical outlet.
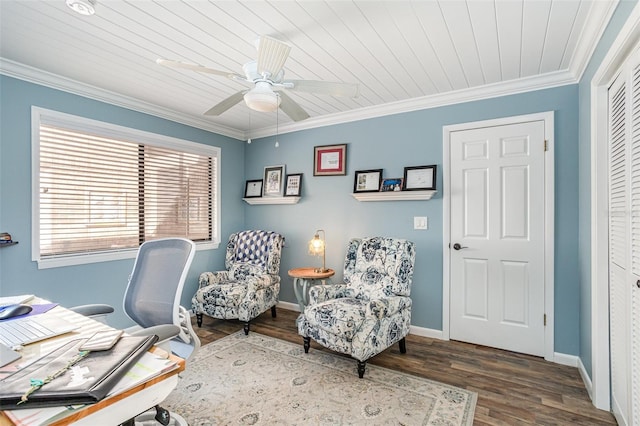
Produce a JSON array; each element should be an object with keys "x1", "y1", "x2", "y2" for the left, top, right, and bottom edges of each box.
[{"x1": 414, "y1": 216, "x2": 428, "y2": 230}]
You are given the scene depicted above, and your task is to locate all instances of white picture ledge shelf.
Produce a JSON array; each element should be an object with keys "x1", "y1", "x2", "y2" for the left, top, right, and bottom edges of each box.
[
  {"x1": 243, "y1": 197, "x2": 300, "y2": 205},
  {"x1": 351, "y1": 190, "x2": 436, "y2": 202}
]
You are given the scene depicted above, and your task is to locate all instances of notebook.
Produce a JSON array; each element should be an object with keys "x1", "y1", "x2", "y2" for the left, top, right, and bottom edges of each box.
[{"x1": 0, "y1": 314, "x2": 79, "y2": 347}]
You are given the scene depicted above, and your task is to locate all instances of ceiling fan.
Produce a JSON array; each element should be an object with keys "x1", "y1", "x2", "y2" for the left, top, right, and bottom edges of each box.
[{"x1": 157, "y1": 35, "x2": 359, "y2": 122}]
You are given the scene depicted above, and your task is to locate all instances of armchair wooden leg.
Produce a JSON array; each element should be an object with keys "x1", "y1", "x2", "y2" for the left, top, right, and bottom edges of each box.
[
  {"x1": 357, "y1": 360, "x2": 366, "y2": 378},
  {"x1": 303, "y1": 336, "x2": 310, "y2": 353},
  {"x1": 196, "y1": 313, "x2": 203, "y2": 327},
  {"x1": 399, "y1": 337, "x2": 407, "y2": 354},
  {"x1": 271, "y1": 305, "x2": 277, "y2": 318},
  {"x1": 243, "y1": 322, "x2": 250, "y2": 335}
]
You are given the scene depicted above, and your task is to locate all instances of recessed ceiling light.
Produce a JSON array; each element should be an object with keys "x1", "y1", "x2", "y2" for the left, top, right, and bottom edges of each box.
[{"x1": 66, "y1": 0, "x2": 96, "y2": 16}]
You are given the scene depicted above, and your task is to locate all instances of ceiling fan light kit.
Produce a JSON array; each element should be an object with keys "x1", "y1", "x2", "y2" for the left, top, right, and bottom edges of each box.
[
  {"x1": 66, "y1": 0, "x2": 96, "y2": 15},
  {"x1": 244, "y1": 82, "x2": 281, "y2": 112},
  {"x1": 157, "y1": 35, "x2": 359, "y2": 122}
]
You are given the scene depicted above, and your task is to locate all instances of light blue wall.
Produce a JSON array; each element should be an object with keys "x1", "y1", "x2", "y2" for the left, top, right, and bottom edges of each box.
[
  {"x1": 577, "y1": 0, "x2": 637, "y2": 378},
  {"x1": 0, "y1": 76, "x2": 245, "y2": 328},
  {"x1": 246, "y1": 85, "x2": 581, "y2": 354}
]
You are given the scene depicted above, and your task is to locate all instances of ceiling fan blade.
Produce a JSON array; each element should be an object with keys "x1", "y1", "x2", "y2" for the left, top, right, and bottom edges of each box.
[
  {"x1": 287, "y1": 80, "x2": 360, "y2": 98},
  {"x1": 156, "y1": 58, "x2": 243, "y2": 80},
  {"x1": 204, "y1": 91, "x2": 246, "y2": 116},
  {"x1": 256, "y1": 36, "x2": 291, "y2": 77},
  {"x1": 278, "y1": 91, "x2": 310, "y2": 122}
]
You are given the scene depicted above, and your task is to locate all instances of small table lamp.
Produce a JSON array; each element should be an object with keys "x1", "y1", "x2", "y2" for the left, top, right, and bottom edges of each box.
[{"x1": 308, "y1": 230, "x2": 327, "y2": 273}]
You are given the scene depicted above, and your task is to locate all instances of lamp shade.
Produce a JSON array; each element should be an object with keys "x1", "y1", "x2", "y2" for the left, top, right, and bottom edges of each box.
[
  {"x1": 244, "y1": 82, "x2": 281, "y2": 112},
  {"x1": 308, "y1": 230, "x2": 327, "y2": 273}
]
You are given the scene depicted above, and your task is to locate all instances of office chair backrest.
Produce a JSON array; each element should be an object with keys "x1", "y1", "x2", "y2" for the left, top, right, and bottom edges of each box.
[{"x1": 123, "y1": 237, "x2": 196, "y2": 333}]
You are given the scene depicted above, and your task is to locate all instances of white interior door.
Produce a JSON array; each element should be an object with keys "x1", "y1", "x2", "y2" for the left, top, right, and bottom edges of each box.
[{"x1": 449, "y1": 119, "x2": 546, "y2": 357}]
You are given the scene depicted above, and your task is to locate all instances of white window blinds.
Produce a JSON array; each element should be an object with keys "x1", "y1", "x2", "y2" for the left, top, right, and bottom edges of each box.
[{"x1": 33, "y1": 108, "x2": 219, "y2": 266}]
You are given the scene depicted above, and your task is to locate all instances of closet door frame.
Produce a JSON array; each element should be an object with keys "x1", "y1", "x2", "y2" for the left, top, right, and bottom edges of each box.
[{"x1": 591, "y1": 4, "x2": 640, "y2": 412}]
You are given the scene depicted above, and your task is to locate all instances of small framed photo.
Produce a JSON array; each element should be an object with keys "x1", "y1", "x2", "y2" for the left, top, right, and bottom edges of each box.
[
  {"x1": 381, "y1": 177, "x2": 403, "y2": 192},
  {"x1": 354, "y1": 169, "x2": 383, "y2": 193},
  {"x1": 263, "y1": 165, "x2": 286, "y2": 197},
  {"x1": 285, "y1": 173, "x2": 303, "y2": 197},
  {"x1": 244, "y1": 179, "x2": 263, "y2": 198},
  {"x1": 403, "y1": 165, "x2": 437, "y2": 191},
  {"x1": 314, "y1": 144, "x2": 347, "y2": 176}
]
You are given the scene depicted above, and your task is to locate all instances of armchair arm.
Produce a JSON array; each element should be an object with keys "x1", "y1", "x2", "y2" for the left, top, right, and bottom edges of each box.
[
  {"x1": 245, "y1": 274, "x2": 279, "y2": 291},
  {"x1": 366, "y1": 296, "x2": 412, "y2": 319},
  {"x1": 308, "y1": 284, "x2": 356, "y2": 304},
  {"x1": 198, "y1": 271, "x2": 231, "y2": 288}
]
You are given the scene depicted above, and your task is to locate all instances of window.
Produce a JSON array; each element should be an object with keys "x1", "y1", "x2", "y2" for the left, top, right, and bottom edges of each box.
[{"x1": 32, "y1": 107, "x2": 220, "y2": 268}]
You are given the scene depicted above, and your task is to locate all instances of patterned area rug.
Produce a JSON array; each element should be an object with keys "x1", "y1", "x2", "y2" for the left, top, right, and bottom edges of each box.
[{"x1": 163, "y1": 331, "x2": 477, "y2": 425}]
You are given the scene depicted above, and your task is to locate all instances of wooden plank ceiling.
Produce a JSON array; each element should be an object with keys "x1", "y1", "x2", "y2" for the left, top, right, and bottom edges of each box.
[{"x1": 0, "y1": 0, "x2": 617, "y2": 139}]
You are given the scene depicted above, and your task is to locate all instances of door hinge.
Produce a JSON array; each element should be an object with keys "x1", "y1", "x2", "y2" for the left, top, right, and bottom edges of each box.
[
  {"x1": 544, "y1": 140, "x2": 548, "y2": 151},
  {"x1": 544, "y1": 314, "x2": 547, "y2": 326}
]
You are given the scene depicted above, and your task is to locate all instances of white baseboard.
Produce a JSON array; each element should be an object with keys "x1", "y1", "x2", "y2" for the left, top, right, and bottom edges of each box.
[
  {"x1": 277, "y1": 301, "x2": 300, "y2": 312},
  {"x1": 409, "y1": 325, "x2": 444, "y2": 339},
  {"x1": 554, "y1": 352, "x2": 579, "y2": 367},
  {"x1": 577, "y1": 357, "x2": 594, "y2": 402}
]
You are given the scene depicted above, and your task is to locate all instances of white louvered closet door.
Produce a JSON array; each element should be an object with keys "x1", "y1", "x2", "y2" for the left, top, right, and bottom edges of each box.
[{"x1": 608, "y1": 47, "x2": 640, "y2": 426}]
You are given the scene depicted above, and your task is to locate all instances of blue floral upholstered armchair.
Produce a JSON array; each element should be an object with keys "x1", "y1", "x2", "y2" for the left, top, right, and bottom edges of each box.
[
  {"x1": 297, "y1": 236, "x2": 416, "y2": 378},
  {"x1": 192, "y1": 230, "x2": 285, "y2": 335}
]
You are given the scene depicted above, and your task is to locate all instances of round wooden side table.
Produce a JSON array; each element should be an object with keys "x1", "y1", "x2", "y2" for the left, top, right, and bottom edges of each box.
[{"x1": 288, "y1": 267, "x2": 335, "y2": 312}]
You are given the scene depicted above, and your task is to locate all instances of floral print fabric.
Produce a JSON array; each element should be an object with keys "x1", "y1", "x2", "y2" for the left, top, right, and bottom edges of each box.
[
  {"x1": 192, "y1": 230, "x2": 285, "y2": 322},
  {"x1": 298, "y1": 237, "x2": 416, "y2": 362}
]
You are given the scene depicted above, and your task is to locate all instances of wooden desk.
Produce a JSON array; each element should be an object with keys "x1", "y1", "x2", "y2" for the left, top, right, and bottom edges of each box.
[
  {"x1": 288, "y1": 267, "x2": 335, "y2": 312},
  {"x1": 0, "y1": 301, "x2": 185, "y2": 425}
]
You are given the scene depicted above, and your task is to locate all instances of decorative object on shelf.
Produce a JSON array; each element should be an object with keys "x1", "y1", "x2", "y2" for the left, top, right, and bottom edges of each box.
[
  {"x1": 284, "y1": 173, "x2": 303, "y2": 197},
  {"x1": 0, "y1": 232, "x2": 17, "y2": 246},
  {"x1": 381, "y1": 177, "x2": 403, "y2": 192},
  {"x1": 353, "y1": 169, "x2": 383, "y2": 193},
  {"x1": 308, "y1": 230, "x2": 327, "y2": 273},
  {"x1": 244, "y1": 180, "x2": 263, "y2": 198},
  {"x1": 403, "y1": 165, "x2": 437, "y2": 191},
  {"x1": 263, "y1": 165, "x2": 285, "y2": 197},
  {"x1": 313, "y1": 144, "x2": 347, "y2": 176}
]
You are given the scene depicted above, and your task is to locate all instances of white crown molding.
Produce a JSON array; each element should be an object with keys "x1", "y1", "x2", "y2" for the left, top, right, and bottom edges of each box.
[
  {"x1": 0, "y1": 59, "x2": 244, "y2": 140},
  {"x1": 248, "y1": 70, "x2": 578, "y2": 139},
  {"x1": 2, "y1": 57, "x2": 578, "y2": 142},
  {"x1": 570, "y1": 0, "x2": 619, "y2": 82}
]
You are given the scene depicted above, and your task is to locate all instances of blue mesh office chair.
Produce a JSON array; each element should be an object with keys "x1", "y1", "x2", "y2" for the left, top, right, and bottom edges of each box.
[{"x1": 72, "y1": 237, "x2": 200, "y2": 425}]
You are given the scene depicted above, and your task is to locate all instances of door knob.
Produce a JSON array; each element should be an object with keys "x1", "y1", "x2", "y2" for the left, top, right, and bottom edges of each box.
[
  {"x1": 453, "y1": 243, "x2": 468, "y2": 250},
  {"x1": 637, "y1": 280, "x2": 640, "y2": 289}
]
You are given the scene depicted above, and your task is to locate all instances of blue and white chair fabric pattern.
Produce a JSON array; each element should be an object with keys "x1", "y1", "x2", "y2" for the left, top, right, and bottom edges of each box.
[
  {"x1": 297, "y1": 236, "x2": 416, "y2": 377},
  {"x1": 192, "y1": 230, "x2": 285, "y2": 334}
]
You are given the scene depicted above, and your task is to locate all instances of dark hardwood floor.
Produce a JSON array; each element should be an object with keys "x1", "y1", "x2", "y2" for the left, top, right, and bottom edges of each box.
[{"x1": 191, "y1": 308, "x2": 616, "y2": 426}]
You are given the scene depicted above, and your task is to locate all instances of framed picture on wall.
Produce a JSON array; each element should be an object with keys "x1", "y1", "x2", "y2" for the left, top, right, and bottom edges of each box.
[
  {"x1": 284, "y1": 173, "x2": 303, "y2": 196},
  {"x1": 403, "y1": 165, "x2": 437, "y2": 190},
  {"x1": 263, "y1": 165, "x2": 285, "y2": 197},
  {"x1": 314, "y1": 144, "x2": 347, "y2": 176},
  {"x1": 381, "y1": 177, "x2": 403, "y2": 192},
  {"x1": 353, "y1": 169, "x2": 383, "y2": 193},
  {"x1": 244, "y1": 180, "x2": 263, "y2": 198}
]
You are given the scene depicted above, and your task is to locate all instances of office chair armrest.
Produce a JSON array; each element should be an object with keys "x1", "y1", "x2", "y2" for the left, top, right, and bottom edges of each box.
[
  {"x1": 130, "y1": 324, "x2": 180, "y2": 342},
  {"x1": 308, "y1": 284, "x2": 355, "y2": 304},
  {"x1": 68, "y1": 304, "x2": 115, "y2": 317},
  {"x1": 366, "y1": 296, "x2": 412, "y2": 319},
  {"x1": 198, "y1": 271, "x2": 230, "y2": 288}
]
